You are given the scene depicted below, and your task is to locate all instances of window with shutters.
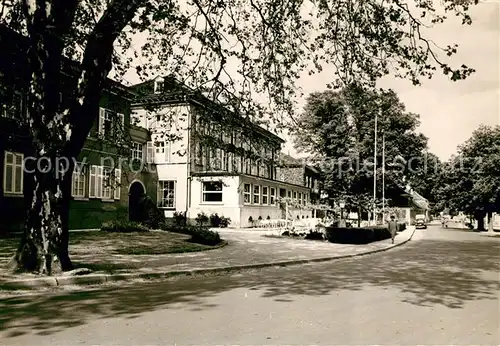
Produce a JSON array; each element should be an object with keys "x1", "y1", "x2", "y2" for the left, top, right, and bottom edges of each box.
[
  {"x1": 88, "y1": 165, "x2": 121, "y2": 200},
  {"x1": 153, "y1": 140, "x2": 172, "y2": 163},
  {"x1": 244, "y1": 158, "x2": 251, "y2": 175},
  {"x1": 251, "y1": 160, "x2": 258, "y2": 176},
  {"x1": 102, "y1": 168, "x2": 113, "y2": 199},
  {"x1": 211, "y1": 148, "x2": 221, "y2": 170},
  {"x1": 221, "y1": 150, "x2": 230, "y2": 171},
  {"x1": 232, "y1": 154, "x2": 240, "y2": 173},
  {"x1": 71, "y1": 162, "x2": 86, "y2": 198},
  {"x1": 98, "y1": 108, "x2": 125, "y2": 138},
  {"x1": 3, "y1": 151, "x2": 23, "y2": 195}
]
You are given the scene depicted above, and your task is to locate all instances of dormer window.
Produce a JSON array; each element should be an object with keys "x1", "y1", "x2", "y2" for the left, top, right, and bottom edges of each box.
[{"x1": 154, "y1": 78, "x2": 164, "y2": 94}]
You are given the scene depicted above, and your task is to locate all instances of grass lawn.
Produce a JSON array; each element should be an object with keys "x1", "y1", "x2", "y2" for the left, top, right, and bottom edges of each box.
[{"x1": 0, "y1": 230, "x2": 225, "y2": 273}]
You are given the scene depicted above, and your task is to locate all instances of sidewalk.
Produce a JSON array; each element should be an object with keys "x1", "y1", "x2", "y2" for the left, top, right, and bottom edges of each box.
[{"x1": 0, "y1": 226, "x2": 416, "y2": 290}]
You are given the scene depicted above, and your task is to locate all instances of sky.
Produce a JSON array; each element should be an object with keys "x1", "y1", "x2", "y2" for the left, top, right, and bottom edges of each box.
[{"x1": 283, "y1": 1, "x2": 500, "y2": 161}]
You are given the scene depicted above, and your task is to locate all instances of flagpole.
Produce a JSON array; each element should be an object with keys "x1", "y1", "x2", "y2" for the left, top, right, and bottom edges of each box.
[
  {"x1": 382, "y1": 132, "x2": 385, "y2": 221},
  {"x1": 373, "y1": 112, "x2": 378, "y2": 225}
]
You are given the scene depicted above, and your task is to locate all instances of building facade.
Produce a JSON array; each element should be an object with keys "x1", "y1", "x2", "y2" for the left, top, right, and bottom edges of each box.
[
  {"x1": 0, "y1": 25, "x2": 158, "y2": 233},
  {"x1": 131, "y1": 76, "x2": 317, "y2": 228}
]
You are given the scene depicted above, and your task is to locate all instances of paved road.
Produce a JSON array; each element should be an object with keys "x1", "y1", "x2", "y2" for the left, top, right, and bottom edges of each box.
[{"x1": 1, "y1": 226, "x2": 499, "y2": 345}]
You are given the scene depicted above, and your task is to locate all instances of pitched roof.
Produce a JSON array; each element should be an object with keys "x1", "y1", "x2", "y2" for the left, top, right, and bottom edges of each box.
[{"x1": 130, "y1": 75, "x2": 286, "y2": 144}]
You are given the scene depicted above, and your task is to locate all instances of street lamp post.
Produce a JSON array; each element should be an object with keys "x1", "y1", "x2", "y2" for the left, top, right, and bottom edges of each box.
[{"x1": 339, "y1": 200, "x2": 346, "y2": 227}]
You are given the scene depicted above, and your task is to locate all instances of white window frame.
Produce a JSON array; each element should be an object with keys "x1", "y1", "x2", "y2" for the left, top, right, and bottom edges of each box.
[
  {"x1": 262, "y1": 186, "x2": 269, "y2": 205},
  {"x1": 243, "y1": 183, "x2": 251, "y2": 204},
  {"x1": 244, "y1": 158, "x2": 251, "y2": 174},
  {"x1": 3, "y1": 151, "x2": 23, "y2": 195},
  {"x1": 102, "y1": 167, "x2": 113, "y2": 200},
  {"x1": 270, "y1": 187, "x2": 276, "y2": 205},
  {"x1": 154, "y1": 140, "x2": 172, "y2": 163},
  {"x1": 131, "y1": 142, "x2": 144, "y2": 161},
  {"x1": 298, "y1": 192, "x2": 302, "y2": 205},
  {"x1": 232, "y1": 154, "x2": 240, "y2": 173},
  {"x1": 221, "y1": 150, "x2": 230, "y2": 171},
  {"x1": 88, "y1": 165, "x2": 120, "y2": 200},
  {"x1": 98, "y1": 108, "x2": 124, "y2": 137},
  {"x1": 253, "y1": 184, "x2": 260, "y2": 204},
  {"x1": 158, "y1": 180, "x2": 176, "y2": 209},
  {"x1": 71, "y1": 162, "x2": 86, "y2": 198},
  {"x1": 154, "y1": 78, "x2": 164, "y2": 94},
  {"x1": 202, "y1": 181, "x2": 223, "y2": 203}
]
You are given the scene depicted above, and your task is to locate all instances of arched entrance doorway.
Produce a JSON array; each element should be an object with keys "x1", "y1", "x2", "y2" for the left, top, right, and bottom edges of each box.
[{"x1": 129, "y1": 181, "x2": 145, "y2": 222}]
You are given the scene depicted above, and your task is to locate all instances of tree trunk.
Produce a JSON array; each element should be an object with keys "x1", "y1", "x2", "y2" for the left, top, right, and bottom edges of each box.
[
  {"x1": 487, "y1": 211, "x2": 494, "y2": 233},
  {"x1": 476, "y1": 212, "x2": 485, "y2": 231},
  {"x1": 10, "y1": 158, "x2": 74, "y2": 275}
]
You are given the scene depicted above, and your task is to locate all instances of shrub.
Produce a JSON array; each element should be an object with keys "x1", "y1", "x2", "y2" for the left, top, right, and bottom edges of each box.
[
  {"x1": 209, "y1": 213, "x2": 222, "y2": 227},
  {"x1": 101, "y1": 220, "x2": 149, "y2": 233},
  {"x1": 305, "y1": 229, "x2": 324, "y2": 240},
  {"x1": 138, "y1": 195, "x2": 165, "y2": 229},
  {"x1": 281, "y1": 230, "x2": 290, "y2": 236},
  {"x1": 196, "y1": 212, "x2": 209, "y2": 226},
  {"x1": 173, "y1": 211, "x2": 187, "y2": 226},
  {"x1": 161, "y1": 223, "x2": 190, "y2": 235},
  {"x1": 266, "y1": 215, "x2": 271, "y2": 220},
  {"x1": 219, "y1": 216, "x2": 231, "y2": 228},
  {"x1": 397, "y1": 222, "x2": 406, "y2": 232},
  {"x1": 189, "y1": 227, "x2": 222, "y2": 246}
]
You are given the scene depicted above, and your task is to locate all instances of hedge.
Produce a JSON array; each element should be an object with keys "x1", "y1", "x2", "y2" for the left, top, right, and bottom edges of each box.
[
  {"x1": 325, "y1": 226, "x2": 392, "y2": 244},
  {"x1": 101, "y1": 220, "x2": 149, "y2": 233},
  {"x1": 161, "y1": 224, "x2": 222, "y2": 246}
]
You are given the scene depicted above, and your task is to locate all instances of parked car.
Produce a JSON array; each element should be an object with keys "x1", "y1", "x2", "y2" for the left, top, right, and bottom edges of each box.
[{"x1": 415, "y1": 219, "x2": 427, "y2": 229}]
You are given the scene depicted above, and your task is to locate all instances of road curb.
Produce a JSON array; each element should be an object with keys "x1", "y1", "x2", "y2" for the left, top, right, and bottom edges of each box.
[{"x1": 2, "y1": 228, "x2": 416, "y2": 290}]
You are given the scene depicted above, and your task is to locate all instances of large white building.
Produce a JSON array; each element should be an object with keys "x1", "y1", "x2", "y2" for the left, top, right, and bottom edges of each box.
[{"x1": 130, "y1": 76, "x2": 319, "y2": 228}]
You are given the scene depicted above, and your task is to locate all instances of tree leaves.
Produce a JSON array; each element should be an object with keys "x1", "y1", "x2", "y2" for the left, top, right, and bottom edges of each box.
[
  {"x1": 292, "y1": 85, "x2": 432, "y2": 211},
  {"x1": 0, "y1": 0, "x2": 480, "y2": 128},
  {"x1": 433, "y1": 125, "x2": 500, "y2": 215}
]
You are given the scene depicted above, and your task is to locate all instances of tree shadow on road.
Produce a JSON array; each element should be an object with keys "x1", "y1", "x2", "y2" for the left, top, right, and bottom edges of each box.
[{"x1": 1, "y1": 235, "x2": 499, "y2": 337}]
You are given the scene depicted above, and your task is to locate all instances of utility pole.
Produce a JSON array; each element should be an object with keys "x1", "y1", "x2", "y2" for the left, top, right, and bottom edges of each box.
[{"x1": 373, "y1": 112, "x2": 378, "y2": 225}]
